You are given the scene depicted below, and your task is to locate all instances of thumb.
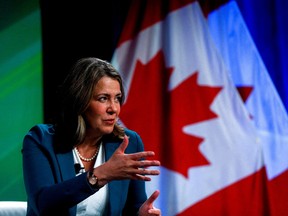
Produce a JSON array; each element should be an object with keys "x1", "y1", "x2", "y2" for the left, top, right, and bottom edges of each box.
[{"x1": 116, "y1": 135, "x2": 129, "y2": 154}]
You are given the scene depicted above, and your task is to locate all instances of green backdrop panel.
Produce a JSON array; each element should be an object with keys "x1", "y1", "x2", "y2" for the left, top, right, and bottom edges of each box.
[{"x1": 0, "y1": 1, "x2": 42, "y2": 201}]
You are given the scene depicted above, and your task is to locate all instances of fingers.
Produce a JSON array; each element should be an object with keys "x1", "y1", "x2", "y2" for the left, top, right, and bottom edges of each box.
[
  {"x1": 136, "y1": 159, "x2": 161, "y2": 168},
  {"x1": 148, "y1": 208, "x2": 161, "y2": 215},
  {"x1": 131, "y1": 167, "x2": 160, "y2": 182},
  {"x1": 115, "y1": 135, "x2": 157, "y2": 161},
  {"x1": 115, "y1": 136, "x2": 157, "y2": 159},
  {"x1": 116, "y1": 135, "x2": 129, "y2": 154},
  {"x1": 146, "y1": 190, "x2": 160, "y2": 207},
  {"x1": 111, "y1": 135, "x2": 161, "y2": 182},
  {"x1": 128, "y1": 151, "x2": 156, "y2": 161},
  {"x1": 116, "y1": 137, "x2": 160, "y2": 164},
  {"x1": 137, "y1": 167, "x2": 160, "y2": 176},
  {"x1": 139, "y1": 190, "x2": 161, "y2": 216}
]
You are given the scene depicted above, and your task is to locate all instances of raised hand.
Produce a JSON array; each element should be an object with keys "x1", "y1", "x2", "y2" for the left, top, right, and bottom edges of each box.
[
  {"x1": 93, "y1": 135, "x2": 160, "y2": 186},
  {"x1": 138, "y1": 190, "x2": 161, "y2": 216}
]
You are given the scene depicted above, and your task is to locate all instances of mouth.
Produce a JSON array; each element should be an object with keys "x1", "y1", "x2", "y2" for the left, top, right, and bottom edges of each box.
[{"x1": 103, "y1": 119, "x2": 115, "y2": 125}]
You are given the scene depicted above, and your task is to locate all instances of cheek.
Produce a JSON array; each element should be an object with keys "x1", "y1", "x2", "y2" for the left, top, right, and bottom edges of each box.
[
  {"x1": 85, "y1": 103, "x2": 103, "y2": 119},
  {"x1": 117, "y1": 105, "x2": 121, "y2": 115}
]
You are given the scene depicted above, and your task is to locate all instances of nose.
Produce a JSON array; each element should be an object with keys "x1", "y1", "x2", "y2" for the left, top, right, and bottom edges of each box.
[{"x1": 107, "y1": 100, "x2": 118, "y2": 113}]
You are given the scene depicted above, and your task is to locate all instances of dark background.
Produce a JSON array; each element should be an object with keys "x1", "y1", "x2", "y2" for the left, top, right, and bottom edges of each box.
[{"x1": 40, "y1": 0, "x2": 132, "y2": 122}]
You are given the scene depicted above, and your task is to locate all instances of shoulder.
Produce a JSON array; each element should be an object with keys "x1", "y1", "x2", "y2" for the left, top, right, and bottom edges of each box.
[
  {"x1": 26, "y1": 124, "x2": 55, "y2": 138},
  {"x1": 23, "y1": 124, "x2": 55, "y2": 148},
  {"x1": 124, "y1": 128, "x2": 140, "y2": 138}
]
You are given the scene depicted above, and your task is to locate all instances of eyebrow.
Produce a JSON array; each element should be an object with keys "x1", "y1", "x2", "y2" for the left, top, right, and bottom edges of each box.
[{"x1": 94, "y1": 92, "x2": 122, "y2": 97}]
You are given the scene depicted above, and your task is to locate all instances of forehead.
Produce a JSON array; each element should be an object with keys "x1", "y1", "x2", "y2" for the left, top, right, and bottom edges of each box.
[{"x1": 94, "y1": 76, "x2": 121, "y2": 93}]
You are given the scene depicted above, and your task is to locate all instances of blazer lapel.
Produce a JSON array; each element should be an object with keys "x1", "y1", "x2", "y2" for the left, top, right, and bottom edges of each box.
[
  {"x1": 56, "y1": 150, "x2": 75, "y2": 181},
  {"x1": 55, "y1": 150, "x2": 77, "y2": 216}
]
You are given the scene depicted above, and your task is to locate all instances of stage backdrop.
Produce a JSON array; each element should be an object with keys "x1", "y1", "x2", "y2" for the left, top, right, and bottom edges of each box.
[
  {"x1": 0, "y1": 0, "x2": 43, "y2": 201},
  {"x1": 1, "y1": 0, "x2": 287, "y2": 207}
]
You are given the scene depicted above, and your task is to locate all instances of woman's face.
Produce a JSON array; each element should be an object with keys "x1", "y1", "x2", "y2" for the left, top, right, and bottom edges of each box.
[{"x1": 84, "y1": 76, "x2": 122, "y2": 138}]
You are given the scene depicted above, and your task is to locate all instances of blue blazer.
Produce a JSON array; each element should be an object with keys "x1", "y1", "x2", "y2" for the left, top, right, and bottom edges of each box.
[{"x1": 22, "y1": 124, "x2": 147, "y2": 216}]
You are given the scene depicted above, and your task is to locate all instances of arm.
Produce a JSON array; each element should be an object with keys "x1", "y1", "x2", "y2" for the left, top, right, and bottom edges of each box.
[{"x1": 22, "y1": 125, "x2": 95, "y2": 215}]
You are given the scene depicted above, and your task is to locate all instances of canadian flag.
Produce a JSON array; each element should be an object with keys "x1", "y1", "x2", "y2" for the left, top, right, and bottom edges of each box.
[
  {"x1": 207, "y1": 1, "x2": 288, "y2": 215},
  {"x1": 111, "y1": 1, "x2": 267, "y2": 215}
]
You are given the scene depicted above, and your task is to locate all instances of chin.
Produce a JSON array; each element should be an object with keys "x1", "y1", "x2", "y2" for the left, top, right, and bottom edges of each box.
[{"x1": 101, "y1": 128, "x2": 114, "y2": 135}]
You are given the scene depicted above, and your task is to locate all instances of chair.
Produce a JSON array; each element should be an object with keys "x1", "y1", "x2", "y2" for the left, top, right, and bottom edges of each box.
[{"x1": 0, "y1": 201, "x2": 27, "y2": 216}]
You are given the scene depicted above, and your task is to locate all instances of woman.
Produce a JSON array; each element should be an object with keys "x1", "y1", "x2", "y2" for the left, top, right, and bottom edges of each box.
[{"x1": 22, "y1": 57, "x2": 161, "y2": 215}]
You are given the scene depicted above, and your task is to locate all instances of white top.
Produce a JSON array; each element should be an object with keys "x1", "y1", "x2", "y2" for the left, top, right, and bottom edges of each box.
[{"x1": 73, "y1": 143, "x2": 109, "y2": 216}]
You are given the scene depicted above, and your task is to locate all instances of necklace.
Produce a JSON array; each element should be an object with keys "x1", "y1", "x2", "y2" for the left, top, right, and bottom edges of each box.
[{"x1": 75, "y1": 146, "x2": 100, "y2": 162}]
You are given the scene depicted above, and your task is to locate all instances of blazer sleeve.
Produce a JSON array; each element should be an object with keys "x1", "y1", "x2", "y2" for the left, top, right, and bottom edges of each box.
[{"x1": 22, "y1": 124, "x2": 95, "y2": 216}]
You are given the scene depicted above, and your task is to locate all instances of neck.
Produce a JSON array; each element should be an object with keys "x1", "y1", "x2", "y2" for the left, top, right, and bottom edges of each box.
[
  {"x1": 84, "y1": 129, "x2": 102, "y2": 147},
  {"x1": 82, "y1": 135, "x2": 102, "y2": 147}
]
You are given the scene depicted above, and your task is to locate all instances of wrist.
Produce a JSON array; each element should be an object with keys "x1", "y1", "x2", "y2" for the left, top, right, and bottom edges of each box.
[
  {"x1": 87, "y1": 171, "x2": 101, "y2": 191},
  {"x1": 87, "y1": 167, "x2": 109, "y2": 190},
  {"x1": 93, "y1": 164, "x2": 110, "y2": 187}
]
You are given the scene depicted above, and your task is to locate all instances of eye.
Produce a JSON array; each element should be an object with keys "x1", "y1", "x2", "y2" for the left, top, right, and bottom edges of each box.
[
  {"x1": 115, "y1": 95, "x2": 122, "y2": 103},
  {"x1": 98, "y1": 96, "x2": 108, "y2": 102}
]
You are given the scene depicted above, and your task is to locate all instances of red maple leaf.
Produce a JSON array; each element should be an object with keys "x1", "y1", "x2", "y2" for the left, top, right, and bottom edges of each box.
[{"x1": 120, "y1": 51, "x2": 222, "y2": 178}]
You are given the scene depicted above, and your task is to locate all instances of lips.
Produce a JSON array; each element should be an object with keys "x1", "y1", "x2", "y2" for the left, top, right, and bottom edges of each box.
[{"x1": 103, "y1": 119, "x2": 115, "y2": 125}]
